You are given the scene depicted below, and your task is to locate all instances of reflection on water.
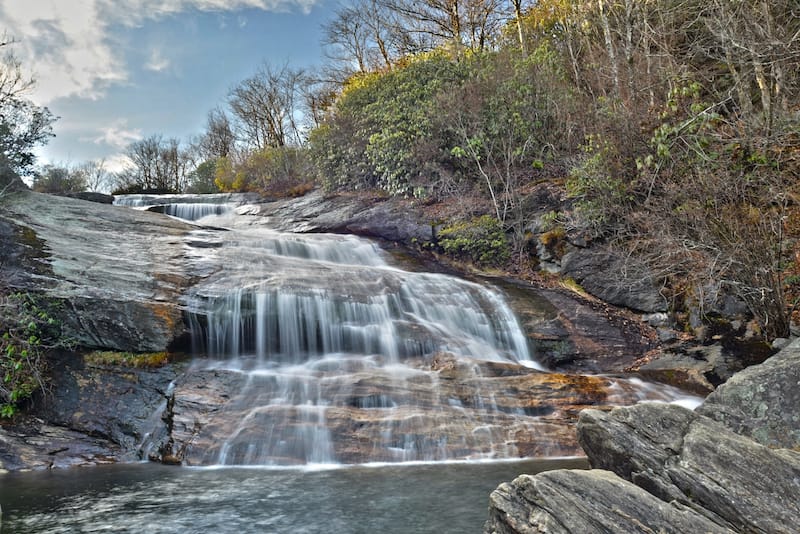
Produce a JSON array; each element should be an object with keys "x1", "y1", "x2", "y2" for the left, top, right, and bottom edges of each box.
[{"x1": 0, "y1": 458, "x2": 586, "y2": 533}]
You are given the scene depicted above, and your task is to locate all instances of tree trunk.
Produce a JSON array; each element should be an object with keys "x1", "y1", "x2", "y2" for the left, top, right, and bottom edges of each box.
[{"x1": 597, "y1": 0, "x2": 620, "y2": 98}]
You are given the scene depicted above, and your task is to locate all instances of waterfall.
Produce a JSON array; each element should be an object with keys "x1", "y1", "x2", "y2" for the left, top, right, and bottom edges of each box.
[
  {"x1": 123, "y1": 195, "x2": 699, "y2": 466},
  {"x1": 186, "y1": 228, "x2": 537, "y2": 368},
  {"x1": 177, "y1": 222, "x2": 556, "y2": 465},
  {"x1": 113, "y1": 193, "x2": 254, "y2": 221},
  {"x1": 162, "y1": 203, "x2": 229, "y2": 220}
]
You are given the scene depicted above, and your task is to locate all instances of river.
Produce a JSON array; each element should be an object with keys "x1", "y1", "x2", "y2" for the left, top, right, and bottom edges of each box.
[{"x1": 0, "y1": 458, "x2": 586, "y2": 533}]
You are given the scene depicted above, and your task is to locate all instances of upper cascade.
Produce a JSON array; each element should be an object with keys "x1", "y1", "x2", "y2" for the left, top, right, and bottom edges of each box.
[
  {"x1": 185, "y1": 226, "x2": 535, "y2": 368},
  {"x1": 113, "y1": 193, "x2": 258, "y2": 221}
]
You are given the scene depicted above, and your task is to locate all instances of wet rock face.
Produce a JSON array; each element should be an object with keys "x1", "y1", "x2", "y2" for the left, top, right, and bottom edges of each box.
[
  {"x1": 0, "y1": 191, "x2": 193, "y2": 351},
  {"x1": 0, "y1": 354, "x2": 180, "y2": 471},
  {"x1": 149, "y1": 356, "x2": 676, "y2": 466},
  {"x1": 505, "y1": 285, "x2": 653, "y2": 373},
  {"x1": 156, "y1": 361, "x2": 605, "y2": 465},
  {"x1": 0, "y1": 420, "x2": 122, "y2": 471}
]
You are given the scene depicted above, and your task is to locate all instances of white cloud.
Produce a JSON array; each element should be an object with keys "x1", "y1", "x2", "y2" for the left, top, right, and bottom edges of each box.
[
  {"x1": 0, "y1": 0, "x2": 319, "y2": 104},
  {"x1": 104, "y1": 153, "x2": 134, "y2": 174},
  {"x1": 88, "y1": 120, "x2": 144, "y2": 149},
  {"x1": 145, "y1": 48, "x2": 171, "y2": 73}
]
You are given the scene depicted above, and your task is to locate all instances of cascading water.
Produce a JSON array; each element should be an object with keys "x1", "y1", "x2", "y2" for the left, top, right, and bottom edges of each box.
[
  {"x1": 123, "y1": 195, "x2": 700, "y2": 466},
  {"x1": 180, "y1": 226, "x2": 550, "y2": 465},
  {"x1": 113, "y1": 193, "x2": 255, "y2": 221}
]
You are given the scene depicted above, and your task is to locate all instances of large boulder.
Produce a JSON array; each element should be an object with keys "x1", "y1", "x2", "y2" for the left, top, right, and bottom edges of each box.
[
  {"x1": 485, "y1": 469, "x2": 731, "y2": 534},
  {"x1": 485, "y1": 338, "x2": 800, "y2": 534},
  {"x1": 697, "y1": 337, "x2": 800, "y2": 449},
  {"x1": 0, "y1": 190, "x2": 193, "y2": 351},
  {"x1": 560, "y1": 248, "x2": 667, "y2": 313},
  {"x1": 577, "y1": 404, "x2": 800, "y2": 533},
  {"x1": 486, "y1": 399, "x2": 800, "y2": 533}
]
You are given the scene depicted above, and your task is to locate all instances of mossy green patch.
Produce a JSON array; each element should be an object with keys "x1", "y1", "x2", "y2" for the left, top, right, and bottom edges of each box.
[{"x1": 85, "y1": 350, "x2": 171, "y2": 368}]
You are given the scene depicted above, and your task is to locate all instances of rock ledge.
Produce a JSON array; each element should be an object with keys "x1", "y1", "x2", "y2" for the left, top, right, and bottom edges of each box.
[{"x1": 486, "y1": 339, "x2": 800, "y2": 534}]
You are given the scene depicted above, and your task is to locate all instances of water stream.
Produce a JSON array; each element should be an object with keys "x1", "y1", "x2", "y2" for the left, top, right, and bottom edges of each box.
[
  {"x1": 113, "y1": 194, "x2": 699, "y2": 467},
  {"x1": 0, "y1": 458, "x2": 587, "y2": 533}
]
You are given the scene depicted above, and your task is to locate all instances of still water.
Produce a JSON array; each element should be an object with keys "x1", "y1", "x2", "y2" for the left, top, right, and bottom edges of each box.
[{"x1": 0, "y1": 458, "x2": 586, "y2": 533}]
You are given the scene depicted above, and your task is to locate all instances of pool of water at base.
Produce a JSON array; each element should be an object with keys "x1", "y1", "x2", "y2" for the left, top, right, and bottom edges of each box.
[{"x1": 0, "y1": 458, "x2": 587, "y2": 533}]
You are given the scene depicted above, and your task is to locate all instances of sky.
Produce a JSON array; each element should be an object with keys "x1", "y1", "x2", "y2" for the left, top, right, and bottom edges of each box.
[{"x1": 0, "y1": 0, "x2": 336, "y2": 173}]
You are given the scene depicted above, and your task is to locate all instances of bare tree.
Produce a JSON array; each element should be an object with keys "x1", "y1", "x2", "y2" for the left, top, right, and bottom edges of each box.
[
  {"x1": 197, "y1": 107, "x2": 236, "y2": 160},
  {"x1": 701, "y1": 0, "x2": 800, "y2": 135},
  {"x1": 228, "y1": 62, "x2": 307, "y2": 149},
  {"x1": 381, "y1": 0, "x2": 505, "y2": 52},
  {"x1": 76, "y1": 159, "x2": 109, "y2": 192},
  {"x1": 0, "y1": 33, "x2": 33, "y2": 107},
  {"x1": 509, "y1": 0, "x2": 527, "y2": 54},
  {"x1": 124, "y1": 135, "x2": 189, "y2": 193},
  {"x1": 323, "y1": 6, "x2": 371, "y2": 76}
]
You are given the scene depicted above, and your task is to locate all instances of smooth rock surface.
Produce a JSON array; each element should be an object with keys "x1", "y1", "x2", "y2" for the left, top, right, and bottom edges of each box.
[
  {"x1": 0, "y1": 190, "x2": 193, "y2": 351},
  {"x1": 247, "y1": 190, "x2": 434, "y2": 244},
  {"x1": 485, "y1": 469, "x2": 732, "y2": 534}
]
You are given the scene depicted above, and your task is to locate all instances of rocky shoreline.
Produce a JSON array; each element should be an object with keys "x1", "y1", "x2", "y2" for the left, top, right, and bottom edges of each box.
[{"x1": 485, "y1": 339, "x2": 800, "y2": 533}]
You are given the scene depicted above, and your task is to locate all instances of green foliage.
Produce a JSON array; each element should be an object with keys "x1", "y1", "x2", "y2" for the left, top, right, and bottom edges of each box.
[
  {"x1": 215, "y1": 147, "x2": 315, "y2": 195},
  {"x1": 0, "y1": 293, "x2": 66, "y2": 417},
  {"x1": 438, "y1": 215, "x2": 510, "y2": 267},
  {"x1": 565, "y1": 135, "x2": 633, "y2": 236},
  {"x1": 539, "y1": 210, "x2": 560, "y2": 232},
  {"x1": 32, "y1": 164, "x2": 87, "y2": 194},
  {"x1": 84, "y1": 350, "x2": 170, "y2": 368},
  {"x1": 439, "y1": 45, "x2": 572, "y2": 222},
  {"x1": 214, "y1": 156, "x2": 247, "y2": 192},
  {"x1": 0, "y1": 41, "x2": 56, "y2": 175},
  {"x1": 310, "y1": 52, "x2": 470, "y2": 196},
  {"x1": 0, "y1": 100, "x2": 55, "y2": 175},
  {"x1": 186, "y1": 159, "x2": 221, "y2": 194}
]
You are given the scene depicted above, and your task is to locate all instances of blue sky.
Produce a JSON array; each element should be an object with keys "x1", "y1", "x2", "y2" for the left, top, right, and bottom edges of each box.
[{"x1": 0, "y1": 0, "x2": 335, "y2": 172}]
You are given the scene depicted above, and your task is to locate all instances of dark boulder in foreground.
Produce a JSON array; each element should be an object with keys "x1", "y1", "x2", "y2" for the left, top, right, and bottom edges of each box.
[
  {"x1": 486, "y1": 468, "x2": 731, "y2": 534},
  {"x1": 485, "y1": 340, "x2": 800, "y2": 534}
]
